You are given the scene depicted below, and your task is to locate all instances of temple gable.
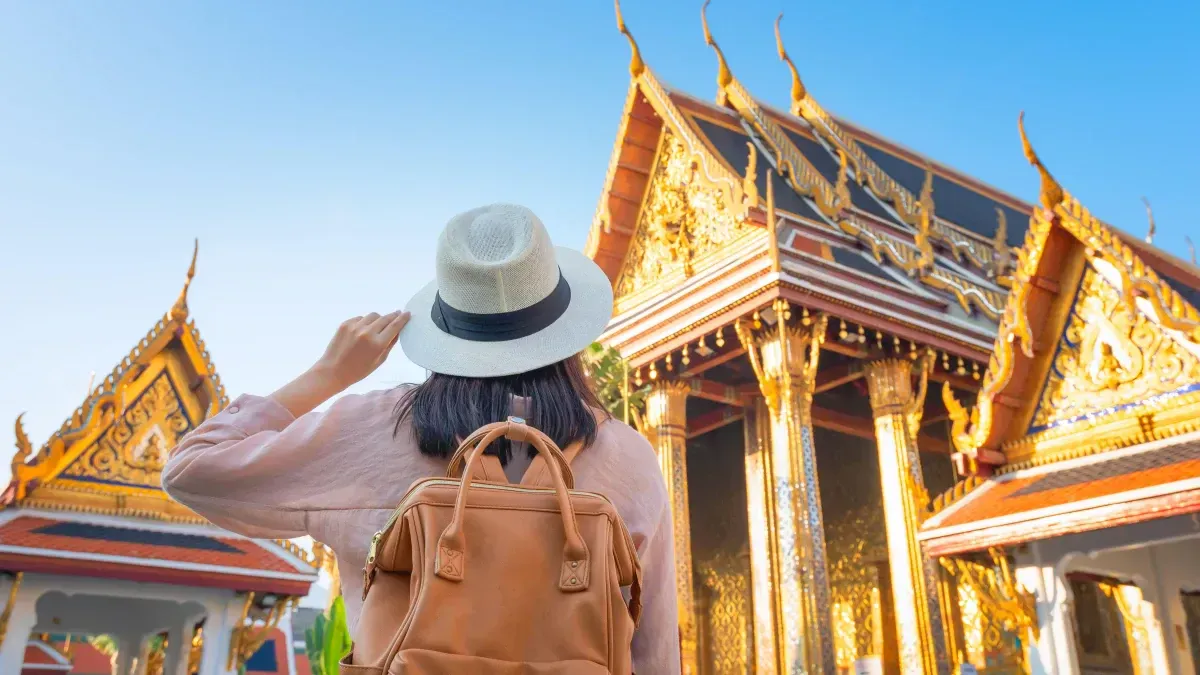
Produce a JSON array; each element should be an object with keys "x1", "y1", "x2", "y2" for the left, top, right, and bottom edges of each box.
[
  {"x1": 6, "y1": 242, "x2": 228, "y2": 521},
  {"x1": 614, "y1": 130, "x2": 757, "y2": 307},
  {"x1": 1028, "y1": 265, "x2": 1200, "y2": 435}
]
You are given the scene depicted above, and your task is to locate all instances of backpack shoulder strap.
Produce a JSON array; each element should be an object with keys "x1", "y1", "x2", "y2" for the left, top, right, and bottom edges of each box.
[{"x1": 519, "y1": 407, "x2": 609, "y2": 487}]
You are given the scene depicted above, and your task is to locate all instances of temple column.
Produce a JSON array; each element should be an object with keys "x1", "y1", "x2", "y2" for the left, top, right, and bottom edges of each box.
[
  {"x1": 164, "y1": 613, "x2": 204, "y2": 675},
  {"x1": 198, "y1": 595, "x2": 241, "y2": 675},
  {"x1": 644, "y1": 380, "x2": 698, "y2": 675},
  {"x1": 737, "y1": 302, "x2": 836, "y2": 675},
  {"x1": 279, "y1": 606, "x2": 299, "y2": 675},
  {"x1": 114, "y1": 635, "x2": 140, "y2": 675},
  {"x1": 864, "y1": 357, "x2": 951, "y2": 675},
  {"x1": 742, "y1": 397, "x2": 779, "y2": 672},
  {"x1": 0, "y1": 576, "x2": 39, "y2": 675}
]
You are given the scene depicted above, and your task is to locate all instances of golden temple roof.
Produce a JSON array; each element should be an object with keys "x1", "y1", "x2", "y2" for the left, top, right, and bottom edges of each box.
[
  {"x1": 4, "y1": 240, "x2": 229, "y2": 522},
  {"x1": 939, "y1": 114, "x2": 1200, "y2": 477}
]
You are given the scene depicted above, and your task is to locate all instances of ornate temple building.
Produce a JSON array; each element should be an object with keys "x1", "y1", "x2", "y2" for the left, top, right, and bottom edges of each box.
[
  {"x1": 589, "y1": 2, "x2": 1200, "y2": 673},
  {"x1": 0, "y1": 246, "x2": 322, "y2": 675}
]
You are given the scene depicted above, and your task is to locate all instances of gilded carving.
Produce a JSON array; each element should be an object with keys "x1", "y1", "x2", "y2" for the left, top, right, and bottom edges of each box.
[
  {"x1": 940, "y1": 550, "x2": 1035, "y2": 673},
  {"x1": 55, "y1": 373, "x2": 192, "y2": 490},
  {"x1": 11, "y1": 414, "x2": 33, "y2": 477},
  {"x1": 826, "y1": 502, "x2": 888, "y2": 668},
  {"x1": 615, "y1": 132, "x2": 756, "y2": 301},
  {"x1": 698, "y1": 552, "x2": 753, "y2": 675},
  {"x1": 1032, "y1": 266, "x2": 1200, "y2": 430},
  {"x1": 1055, "y1": 192, "x2": 1200, "y2": 347},
  {"x1": 227, "y1": 594, "x2": 298, "y2": 671},
  {"x1": 0, "y1": 572, "x2": 24, "y2": 651}
]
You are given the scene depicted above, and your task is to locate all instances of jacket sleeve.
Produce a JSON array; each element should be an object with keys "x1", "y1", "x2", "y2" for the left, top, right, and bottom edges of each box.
[
  {"x1": 162, "y1": 392, "x2": 380, "y2": 539},
  {"x1": 631, "y1": 498, "x2": 683, "y2": 675}
]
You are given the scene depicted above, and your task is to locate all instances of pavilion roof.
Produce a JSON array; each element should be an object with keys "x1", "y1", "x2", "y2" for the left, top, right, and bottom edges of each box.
[
  {"x1": 3, "y1": 241, "x2": 226, "y2": 519},
  {"x1": 920, "y1": 430, "x2": 1200, "y2": 556},
  {"x1": 0, "y1": 513, "x2": 318, "y2": 596},
  {"x1": 1, "y1": 242, "x2": 322, "y2": 590}
]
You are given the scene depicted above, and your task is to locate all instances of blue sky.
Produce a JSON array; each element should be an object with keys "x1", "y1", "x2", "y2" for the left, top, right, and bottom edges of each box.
[{"x1": 1, "y1": 0, "x2": 1197, "y2": 485}]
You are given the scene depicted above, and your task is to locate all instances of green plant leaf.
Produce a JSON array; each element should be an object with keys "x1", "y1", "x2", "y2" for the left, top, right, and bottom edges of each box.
[
  {"x1": 304, "y1": 614, "x2": 327, "y2": 675},
  {"x1": 322, "y1": 596, "x2": 352, "y2": 674}
]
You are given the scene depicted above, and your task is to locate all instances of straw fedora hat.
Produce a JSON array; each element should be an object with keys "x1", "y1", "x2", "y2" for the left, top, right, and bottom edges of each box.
[{"x1": 400, "y1": 204, "x2": 615, "y2": 377}]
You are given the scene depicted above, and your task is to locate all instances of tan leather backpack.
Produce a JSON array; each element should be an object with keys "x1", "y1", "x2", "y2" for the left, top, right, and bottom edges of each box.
[{"x1": 342, "y1": 416, "x2": 643, "y2": 674}]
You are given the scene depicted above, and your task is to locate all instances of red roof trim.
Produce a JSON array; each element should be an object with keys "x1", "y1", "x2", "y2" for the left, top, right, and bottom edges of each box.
[
  {"x1": 921, "y1": 484, "x2": 1200, "y2": 556},
  {"x1": 0, "y1": 551, "x2": 311, "y2": 596}
]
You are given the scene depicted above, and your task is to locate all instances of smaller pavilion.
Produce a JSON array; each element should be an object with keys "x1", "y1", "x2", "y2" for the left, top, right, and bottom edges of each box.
[
  {"x1": 919, "y1": 119, "x2": 1200, "y2": 674},
  {"x1": 0, "y1": 244, "x2": 322, "y2": 675}
]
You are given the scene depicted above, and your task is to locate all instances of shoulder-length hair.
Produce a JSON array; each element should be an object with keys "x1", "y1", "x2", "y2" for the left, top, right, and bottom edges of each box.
[{"x1": 393, "y1": 354, "x2": 606, "y2": 462}]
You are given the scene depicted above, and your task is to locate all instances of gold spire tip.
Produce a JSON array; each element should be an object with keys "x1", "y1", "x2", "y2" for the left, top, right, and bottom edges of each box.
[
  {"x1": 1186, "y1": 236, "x2": 1196, "y2": 266},
  {"x1": 700, "y1": 0, "x2": 732, "y2": 90},
  {"x1": 774, "y1": 13, "x2": 807, "y2": 110},
  {"x1": 171, "y1": 238, "x2": 199, "y2": 320},
  {"x1": 614, "y1": 0, "x2": 645, "y2": 79},
  {"x1": 1017, "y1": 111, "x2": 1063, "y2": 210}
]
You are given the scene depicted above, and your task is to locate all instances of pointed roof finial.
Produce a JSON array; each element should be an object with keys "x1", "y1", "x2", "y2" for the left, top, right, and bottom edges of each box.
[
  {"x1": 13, "y1": 413, "x2": 33, "y2": 472},
  {"x1": 774, "y1": 13, "x2": 807, "y2": 115},
  {"x1": 701, "y1": 0, "x2": 732, "y2": 94},
  {"x1": 1187, "y1": 236, "x2": 1196, "y2": 266},
  {"x1": 1018, "y1": 112, "x2": 1064, "y2": 210},
  {"x1": 170, "y1": 238, "x2": 199, "y2": 321},
  {"x1": 614, "y1": 0, "x2": 645, "y2": 79},
  {"x1": 1141, "y1": 196, "x2": 1156, "y2": 244}
]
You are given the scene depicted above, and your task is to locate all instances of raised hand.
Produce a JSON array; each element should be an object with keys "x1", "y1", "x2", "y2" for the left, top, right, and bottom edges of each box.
[
  {"x1": 268, "y1": 311, "x2": 411, "y2": 418},
  {"x1": 315, "y1": 311, "x2": 411, "y2": 390}
]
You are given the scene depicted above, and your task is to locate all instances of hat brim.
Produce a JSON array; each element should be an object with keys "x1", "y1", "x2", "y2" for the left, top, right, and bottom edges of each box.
[{"x1": 399, "y1": 246, "x2": 615, "y2": 378}]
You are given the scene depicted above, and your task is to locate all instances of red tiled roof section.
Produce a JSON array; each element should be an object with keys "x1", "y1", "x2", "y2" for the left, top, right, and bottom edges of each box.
[
  {"x1": 0, "y1": 516, "x2": 296, "y2": 574},
  {"x1": 938, "y1": 439, "x2": 1200, "y2": 528}
]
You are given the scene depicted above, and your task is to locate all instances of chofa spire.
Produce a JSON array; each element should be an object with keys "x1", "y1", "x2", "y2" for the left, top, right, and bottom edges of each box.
[
  {"x1": 773, "y1": 14, "x2": 807, "y2": 115},
  {"x1": 613, "y1": 0, "x2": 645, "y2": 79},
  {"x1": 700, "y1": 0, "x2": 733, "y2": 101},
  {"x1": 1017, "y1": 112, "x2": 1064, "y2": 211}
]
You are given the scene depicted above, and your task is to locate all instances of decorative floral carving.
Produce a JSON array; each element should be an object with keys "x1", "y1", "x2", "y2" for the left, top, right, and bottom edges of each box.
[
  {"x1": 615, "y1": 132, "x2": 755, "y2": 300},
  {"x1": 1031, "y1": 266, "x2": 1200, "y2": 430},
  {"x1": 58, "y1": 373, "x2": 192, "y2": 489}
]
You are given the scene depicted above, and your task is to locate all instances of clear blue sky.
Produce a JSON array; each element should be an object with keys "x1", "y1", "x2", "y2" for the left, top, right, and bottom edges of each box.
[{"x1": 2, "y1": 0, "x2": 1197, "y2": 484}]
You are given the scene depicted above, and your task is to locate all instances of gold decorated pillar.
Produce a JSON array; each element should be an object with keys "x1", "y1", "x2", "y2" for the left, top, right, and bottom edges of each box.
[
  {"x1": 743, "y1": 396, "x2": 779, "y2": 672},
  {"x1": 644, "y1": 380, "x2": 699, "y2": 675},
  {"x1": 864, "y1": 357, "x2": 951, "y2": 675},
  {"x1": 737, "y1": 301, "x2": 836, "y2": 675}
]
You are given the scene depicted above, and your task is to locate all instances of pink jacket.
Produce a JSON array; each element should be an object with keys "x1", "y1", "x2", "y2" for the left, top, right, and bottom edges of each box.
[{"x1": 162, "y1": 387, "x2": 681, "y2": 674}]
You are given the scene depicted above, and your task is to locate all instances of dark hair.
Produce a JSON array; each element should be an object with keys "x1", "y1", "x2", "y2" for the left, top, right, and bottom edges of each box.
[{"x1": 393, "y1": 354, "x2": 606, "y2": 463}]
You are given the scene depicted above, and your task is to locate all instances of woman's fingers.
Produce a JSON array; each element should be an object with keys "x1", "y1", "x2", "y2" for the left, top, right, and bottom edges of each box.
[
  {"x1": 368, "y1": 310, "x2": 404, "y2": 334},
  {"x1": 379, "y1": 312, "x2": 410, "y2": 344}
]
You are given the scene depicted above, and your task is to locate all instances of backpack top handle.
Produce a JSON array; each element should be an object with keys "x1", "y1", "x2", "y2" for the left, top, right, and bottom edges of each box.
[{"x1": 434, "y1": 418, "x2": 592, "y2": 593}]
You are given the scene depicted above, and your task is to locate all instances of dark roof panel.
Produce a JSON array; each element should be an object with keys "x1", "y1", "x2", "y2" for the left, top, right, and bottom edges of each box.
[
  {"x1": 780, "y1": 128, "x2": 900, "y2": 224},
  {"x1": 829, "y1": 246, "x2": 894, "y2": 282},
  {"x1": 859, "y1": 143, "x2": 1028, "y2": 248},
  {"x1": 1162, "y1": 272, "x2": 1200, "y2": 310},
  {"x1": 690, "y1": 116, "x2": 826, "y2": 224}
]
